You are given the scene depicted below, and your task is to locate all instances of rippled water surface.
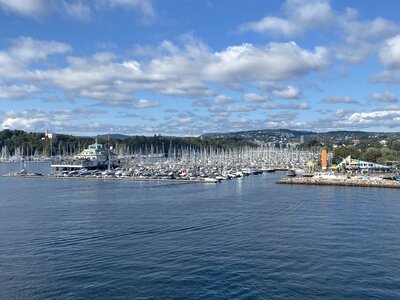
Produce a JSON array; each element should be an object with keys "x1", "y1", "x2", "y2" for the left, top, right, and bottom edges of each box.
[{"x1": 1, "y1": 162, "x2": 400, "y2": 299}]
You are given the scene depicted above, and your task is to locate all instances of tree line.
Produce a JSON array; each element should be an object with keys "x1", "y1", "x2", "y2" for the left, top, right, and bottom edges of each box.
[{"x1": 0, "y1": 129, "x2": 256, "y2": 157}]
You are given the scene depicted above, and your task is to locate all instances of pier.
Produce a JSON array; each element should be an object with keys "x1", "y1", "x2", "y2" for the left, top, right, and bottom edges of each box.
[{"x1": 279, "y1": 176, "x2": 400, "y2": 189}]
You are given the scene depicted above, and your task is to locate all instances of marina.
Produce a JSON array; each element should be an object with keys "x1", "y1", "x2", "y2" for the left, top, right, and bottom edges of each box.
[
  {"x1": 3, "y1": 143, "x2": 323, "y2": 182},
  {"x1": 3, "y1": 144, "x2": 399, "y2": 189}
]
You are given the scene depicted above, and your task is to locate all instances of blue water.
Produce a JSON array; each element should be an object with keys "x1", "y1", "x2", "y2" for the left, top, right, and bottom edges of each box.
[{"x1": 1, "y1": 163, "x2": 400, "y2": 299}]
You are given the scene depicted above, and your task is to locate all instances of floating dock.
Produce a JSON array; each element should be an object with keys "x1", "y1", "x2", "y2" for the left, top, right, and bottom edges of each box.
[{"x1": 279, "y1": 177, "x2": 400, "y2": 189}]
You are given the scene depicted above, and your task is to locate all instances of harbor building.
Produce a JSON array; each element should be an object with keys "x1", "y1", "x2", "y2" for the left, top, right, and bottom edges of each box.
[
  {"x1": 335, "y1": 155, "x2": 392, "y2": 172},
  {"x1": 300, "y1": 135, "x2": 309, "y2": 144},
  {"x1": 51, "y1": 140, "x2": 118, "y2": 172}
]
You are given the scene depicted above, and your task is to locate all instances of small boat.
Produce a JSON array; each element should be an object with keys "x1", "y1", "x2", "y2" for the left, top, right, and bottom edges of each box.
[
  {"x1": 3, "y1": 160, "x2": 44, "y2": 177},
  {"x1": 265, "y1": 168, "x2": 275, "y2": 173},
  {"x1": 287, "y1": 169, "x2": 297, "y2": 177},
  {"x1": 303, "y1": 173, "x2": 314, "y2": 177},
  {"x1": 202, "y1": 177, "x2": 220, "y2": 183}
]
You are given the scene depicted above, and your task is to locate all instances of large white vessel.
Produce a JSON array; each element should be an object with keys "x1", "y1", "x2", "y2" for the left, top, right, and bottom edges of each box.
[{"x1": 51, "y1": 140, "x2": 118, "y2": 172}]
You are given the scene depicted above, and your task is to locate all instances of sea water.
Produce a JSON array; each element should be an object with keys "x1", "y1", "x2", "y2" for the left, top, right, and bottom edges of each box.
[{"x1": 1, "y1": 162, "x2": 400, "y2": 299}]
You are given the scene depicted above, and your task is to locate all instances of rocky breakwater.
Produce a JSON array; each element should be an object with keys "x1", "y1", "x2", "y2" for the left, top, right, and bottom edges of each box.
[{"x1": 279, "y1": 176, "x2": 400, "y2": 189}]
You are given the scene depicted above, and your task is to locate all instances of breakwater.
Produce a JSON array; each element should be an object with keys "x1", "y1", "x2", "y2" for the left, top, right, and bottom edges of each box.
[{"x1": 279, "y1": 176, "x2": 400, "y2": 189}]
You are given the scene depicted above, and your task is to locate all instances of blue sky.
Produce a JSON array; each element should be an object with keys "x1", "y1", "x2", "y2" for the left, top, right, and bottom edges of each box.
[{"x1": 1, "y1": 0, "x2": 400, "y2": 136}]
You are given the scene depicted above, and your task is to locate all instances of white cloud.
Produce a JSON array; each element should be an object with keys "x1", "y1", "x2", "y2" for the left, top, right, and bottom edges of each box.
[
  {"x1": 344, "y1": 18, "x2": 399, "y2": 46},
  {"x1": 8, "y1": 37, "x2": 71, "y2": 63},
  {"x1": 213, "y1": 95, "x2": 234, "y2": 104},
  {"x1": 132, "y1": 99, "x2": 160, "y2": 109},
  {"x1": 368, "y1": 92, "x2": 398, "y2": 103},
  {"x1": 379, "y1": 35, "x2": 400, "y2": 71},
  {"x1": 239, "y1": 0, "x2": 399, "y2": 64},
  {"x1": 272, "y1": 85, "x2": 302, "y2": 99},
  {"x1": 0, "y1": 0, "x2": 48, "y2": 18},
  {"x1": 347, "y1": 110, "x2": 400, "y2": 128},
  {"x1": 0, "y1": 37, "x2": 328, "y2": 102},
  {"x1": 106, "y1": 0, "x2": 155, "y2": 18},
  {"x1": 61, "y1": 1, "x2": 92, "y2": 21},
  {"x1": 0, "y1": 0, "x2": 154, "y2": 21},
  {"x1": 0, "y1": 84, "x2": 40, "y2": 100},
  {"x1": 243, "y1": 93, "x2": 268, "y2": 102},
  {"x1": 267, "y1": 111, "x2": 298, "y2": 123},
  {"x1": 371, "y1": 70, "x2": 400, "y2": 84},
  {"x1": 337, "y1": 18, "x2": 400, "y2": 63},
  {"x1": 0, "y1": 108, "x2": 105, "y2": 131},
  {"x1": 205, "y1": 42, "x2": 329, "y2": 82},
  {"x1": 240, "y1": 16, "x2": 300, "y2": 37},
  {"x1": 239, "y1": 0, "x2": 334, "y2": 37}
]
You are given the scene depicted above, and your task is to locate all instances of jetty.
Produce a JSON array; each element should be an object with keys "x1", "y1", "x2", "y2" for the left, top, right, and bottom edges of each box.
[{"x1": 279, "y1": 176, "x2": 400, "y2": 189}]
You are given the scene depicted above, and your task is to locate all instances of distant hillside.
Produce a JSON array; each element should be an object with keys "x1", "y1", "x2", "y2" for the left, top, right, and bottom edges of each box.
[
  {"x1": 201, "y1": 129, "x2": 400, "y2": 144},
  {"x1": 94, "y1": 134, "x2": 130, "y2": 140},
  {"x1": 201, "y1": 129, "x2": 314, "y2": 140}
]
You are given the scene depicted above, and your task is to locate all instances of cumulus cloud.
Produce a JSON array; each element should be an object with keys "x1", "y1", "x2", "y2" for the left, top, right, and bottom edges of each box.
[
  {"x1": 379, "y1": 35, "x2": 400, "y2": 71},
  {"x1": 213, "y1": 95, "x2": 234, "y2": 104},
  {"x1": 132, "y1": 99, "x2": 160, "y2": 109},
  {"x1": 371, "y1": 70, "x2": 400, "y2": 84},
  {"x1": 205, "y1": 42, "x2": 329, "y2": 82},
  {"x1": 0, "y1": 0, "x2": 48, "y2": 18},
  {"x1": 335, "y1": 18, "x2": 399, "y2": 63},
  {"x1": 368, "y1": 92, "x2": 398, "y2": 103},
  {"x1": 0, "y1": 108, "x2": 105, "y2": 132},
  {"x1": 239, "y1": 0, "x2": 334, "y2": 37},
  {"x1": 242, "y1": 93, "x2": 268, "y2": 102},
  {"x1": 8, "y1": 37, "x2": 72, "y2": 62},
  {"x1": 0, "y1": 36, "x2": 329, "y2": 102},
  {"x1": 272, "y1": 85, "x2": 302, "y2": 99},
  {"x1": 240, "y1": 17, "x2": 301, "y2": 37},
  {"x1": 106, "y1": 0, "x2": 155, "y2": 18},
  {"x1": 61, "y1": 1, "x2": 92, "y2": 21},
  {"x1": 0, "y1": 84, "x2": 40, "y2": 100},
  {"x1": 191, "y1": 94, "x2": 234, "y2": 107},
  {"x1": 347, "y1": 110, "x2": 400, "y2": 128},
  {"x1": 267, "y1": 111, "x2": 298, "y2": 123},
  {"x1": 240, "y1": 0, "x2": 399, "y2": 64},
  {"x1": 0, "y1": 0, "x2": 155, "y2": 21}
]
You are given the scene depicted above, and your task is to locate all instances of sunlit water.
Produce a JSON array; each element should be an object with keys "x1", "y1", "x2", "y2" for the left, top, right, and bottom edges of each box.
[{"x1": 1, "y1": 162, "x2": 400, "y2": 299}]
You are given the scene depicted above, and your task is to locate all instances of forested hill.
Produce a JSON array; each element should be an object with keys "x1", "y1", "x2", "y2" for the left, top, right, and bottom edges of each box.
[
  {"x1": 0, "y1": 129, "x2": 255, "y2": 157},
  {"x1": 201, "y1": 129, "x2": 400, "y2": 142}
]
